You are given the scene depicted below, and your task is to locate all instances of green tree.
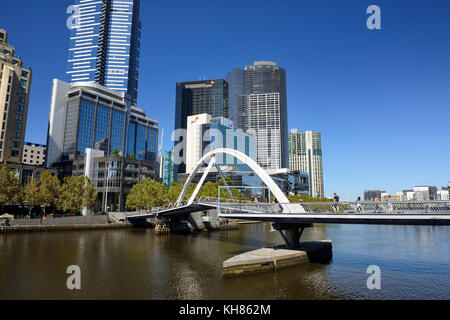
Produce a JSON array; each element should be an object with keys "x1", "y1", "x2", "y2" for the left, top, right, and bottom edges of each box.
[
  {"x1": 198, "y1": 181, "x2": 219, "y2": 198},
  {"x1": 167, "y1": 181, "x2": 183, "y2": 204},
  {"x1": 59, "y1": 176, "x2": 98, "y2": 215},
  {"x1": 0, "y1": 164, "x2": 21, "y2": 213},
  {"x1": 24, "y1": 178, "x2": 42, "y2": 217},
  {"x1": 130, "y1": 153, "x2": 136, "y2": 160},
  {"x1": 112, "y1": 148, "x2": 120, "y2": 157},
  {"x1": 39, "y1": 171, "x2": 61, "y2": 216},
  {"x1": 126, "y1": 179, "x2": 168, "y2": 210}
]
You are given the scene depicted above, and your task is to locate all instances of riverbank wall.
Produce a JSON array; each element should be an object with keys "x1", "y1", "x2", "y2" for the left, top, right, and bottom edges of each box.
[{"x1": 0, "y1": 215, "x2": 131, "y2": 233}]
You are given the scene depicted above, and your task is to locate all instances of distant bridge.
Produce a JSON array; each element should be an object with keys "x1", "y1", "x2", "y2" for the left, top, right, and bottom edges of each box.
[{"x1": 127, "y1": 148, "x2": 450, "y2": 247}]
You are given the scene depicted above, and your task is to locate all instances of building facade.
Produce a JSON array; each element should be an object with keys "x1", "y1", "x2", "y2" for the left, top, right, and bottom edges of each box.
[
  {"x1": 364, "y1": 190, "x2": 387, "y2": 201},
  {"x1": 185, "y1": 114, "x2": 256, "y2": 174},
  {"x1": 226, "y1": 61, "x2": 288, "y2": 170},
  {"x1": 126, "y1": 106, "x2": 159, "y2": 162},
  {"x1": 22, "y1": 142, "x2": 46, "y2": 166},
  {"x1": 174, "y1": 79, "x2": 229, "y2": 174},
  {"x1": 414, "y1": 186, "x2": 438, "y2": 201},
  {"x1": 289, "y1": 129, "x2": 324, "y2": 198},
  {"x1": 72, "y1": 150, "x2": 157, "y2": 212},
  {"x1": 0, "y1": 29, "x2": 32, "y2": 164},
  {"x1": 67, "y1": 0, "x2": 141, "y2": 105},
  {"x1": 47, "y1": 81, "x2": 158, "y2": 168},
  {"x1": 175, "y1": 79, "x2": 229, "y2": 131}
]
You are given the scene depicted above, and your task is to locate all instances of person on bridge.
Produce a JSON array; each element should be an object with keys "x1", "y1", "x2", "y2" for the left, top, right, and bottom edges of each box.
[
  {"x1": 356, "y1": 197, "x2": 363, "y2": 213},
  {"x1": 333, "y1": 193, "x2": 340, "y2": 213},
  {"x1": 374, "y1": 195, "x2": 381, "y2": 213},
  {"x1": 387, "y1": 195, "x2": 394, "y2": 214}
]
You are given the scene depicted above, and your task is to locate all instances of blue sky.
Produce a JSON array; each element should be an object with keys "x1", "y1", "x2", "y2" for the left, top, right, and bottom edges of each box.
[{"x1": 2, "y1": 0, "x2": 449, "y2": 199}]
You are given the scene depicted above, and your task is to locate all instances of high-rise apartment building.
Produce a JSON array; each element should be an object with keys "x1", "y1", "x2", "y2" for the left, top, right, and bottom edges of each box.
[
  {"x1": 67, "y1": 0, "x2": 141, "y2": 105},
  {"x1": 226, "y1": 61, "x2": 288, "y2": 170},
  {"x1": 289, "y1": 129, "x2": 324, "y2": 198},
  {"x1": 0, "y1": 29, "x2": 32, "y2": 164}
]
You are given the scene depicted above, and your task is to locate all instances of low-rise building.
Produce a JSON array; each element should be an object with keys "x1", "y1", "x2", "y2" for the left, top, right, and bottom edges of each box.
[
  {"x1": 22, "y1": 142, "x2": 46, "y2": 166},
  {"x1": 414, "y1": 186, "x2": 438, "y2": 201},
  {"x1": 364, "y1": 190, "x2": 386, "y2": 201},
  {"x1": 71, "y1": 149, "x2": 158, "y2": 212}
]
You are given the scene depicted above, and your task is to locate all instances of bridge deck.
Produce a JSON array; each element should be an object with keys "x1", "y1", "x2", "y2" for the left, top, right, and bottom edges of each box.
[
  {"x1": 127, "y1": 203, "x2": 217, "y2": 221},
  {"x1": 127, "y1": 201, "x2": 450, "y2": 226}
]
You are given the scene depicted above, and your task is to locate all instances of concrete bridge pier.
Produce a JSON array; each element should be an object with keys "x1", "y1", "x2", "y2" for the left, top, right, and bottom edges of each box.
[{"x1": 272, "y1": 223, "x2": 314, "y2": 248}]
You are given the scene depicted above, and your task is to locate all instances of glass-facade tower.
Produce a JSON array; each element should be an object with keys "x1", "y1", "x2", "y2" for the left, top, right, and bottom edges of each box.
[
  {"x1": 67, "y1": 0, "x2": 141, "y2": 105},
  {"x1": 226, "y1": 61, "x2": 289, "y2": 170},
  {"x1": 174, "y1": 79, "x2": 229, "y2": 174}
]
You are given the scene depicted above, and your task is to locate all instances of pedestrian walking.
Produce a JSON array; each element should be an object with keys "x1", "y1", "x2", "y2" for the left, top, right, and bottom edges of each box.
[
  {"x1": 387, "y1": 195, "x2": 394, "y2": 214},
  {"x1": 374, "y1": 195, "x2": 381, "y2": 213},
  {"x1": 356, "y1": 197, "x2": 363, "y2": 213},
  {"x1": 333, "y1": 193, "x2": 340, "y2": 213}
]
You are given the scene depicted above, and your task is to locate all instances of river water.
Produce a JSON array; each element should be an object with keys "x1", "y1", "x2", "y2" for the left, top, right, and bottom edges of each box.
[{"x1": 0, "y1": 224, "x2": 449, "y2": 300}]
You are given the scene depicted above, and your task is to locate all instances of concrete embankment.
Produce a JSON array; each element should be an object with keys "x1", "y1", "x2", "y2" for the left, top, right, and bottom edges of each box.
[
  {"x1": 0, "y1": 215, "x2": 131, "y2": 234},
  {"x1": 223, "y1": 240, "x2": 333, "y2": 276}
]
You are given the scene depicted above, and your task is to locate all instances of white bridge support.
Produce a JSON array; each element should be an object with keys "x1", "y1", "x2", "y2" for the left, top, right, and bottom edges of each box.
[{"x1": 176, "y1": 148, "x2": 299, "y2": 212}]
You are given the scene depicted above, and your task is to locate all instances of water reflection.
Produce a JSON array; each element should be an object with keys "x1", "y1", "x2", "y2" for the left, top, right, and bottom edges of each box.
[{"x1": 0, "y1": 224, "x2": 448, "y2": 300}]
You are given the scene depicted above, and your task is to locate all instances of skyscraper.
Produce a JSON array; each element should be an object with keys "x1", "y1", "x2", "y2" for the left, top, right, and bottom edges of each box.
[
  {"x1": 0, "y1": 29, "x2": 32, "y2": 164},
  {"x1": 175, "y1": 79, "x2": 229, "y2": 131},
  {"x1": 289, "y1": 129, "x2": 324, "y2": 198},
  {"x1": 226, "y1": 61, "x2": 288, "y2": 170},
  {"x1": 67, "y1": 0, "x2": 141, "y2": 105},
  {"x1": 174, "y1": 79, "x2": 229, "y2": 174}
]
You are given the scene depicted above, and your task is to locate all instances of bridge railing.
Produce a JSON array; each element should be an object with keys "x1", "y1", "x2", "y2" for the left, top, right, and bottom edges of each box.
[{"x1": 217, "y1": 201, "x2": 450, "y2": 215}]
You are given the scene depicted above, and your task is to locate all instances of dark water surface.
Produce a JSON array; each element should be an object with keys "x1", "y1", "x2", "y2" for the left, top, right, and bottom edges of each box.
[{"x1": 0, "y1": 224, "x2": 449, "y2": 300}]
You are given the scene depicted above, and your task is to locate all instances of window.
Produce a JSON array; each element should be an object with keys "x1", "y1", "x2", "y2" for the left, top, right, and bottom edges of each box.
[
  {"x1": 16, "y1": 114, "x2": 23, "y2": 121},
  {"x1": 18, "y1": 87, "x2": 27, "y2": 95},
  {"x1": 12, "y1": 141, "x2": 20, "y2": 148},
  {"x1": 11, "y1": 150, "x2": 19, "y2": 158},
  {"x1": 17, "y1": 96, "x2": 26, "y2": 104},
  {"x1": 13, "y1": 132, "x2": 21, "y2": 139},
  {"x1": 16, "y1": 105, "x2": 24, "y2": 113},
  {"x1": 21, "y1": 71, "x2": 29, "y2": 78},
  {"x1": 14, "y1": 123, "x2": 22, "y2": 130},
  {"x1": 20, "y1": 79, "x2": 28, "y2": 87}
]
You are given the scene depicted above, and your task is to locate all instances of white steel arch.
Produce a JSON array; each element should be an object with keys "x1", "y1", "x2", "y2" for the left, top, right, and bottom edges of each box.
[{"x1": 176, "y1": 148, "x2": 291, "y2": 207}]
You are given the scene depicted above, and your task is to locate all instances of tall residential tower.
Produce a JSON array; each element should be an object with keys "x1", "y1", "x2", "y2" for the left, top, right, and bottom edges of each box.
[
  {"x1": 0, "y1": 29, "x2": 32, "y2": 164},
  {"x1": 289, "y1": 129, "x2": 324, "y2": 198},
  {"x1": 67, "y1": 0, "x2": 141, "y2": 105}
]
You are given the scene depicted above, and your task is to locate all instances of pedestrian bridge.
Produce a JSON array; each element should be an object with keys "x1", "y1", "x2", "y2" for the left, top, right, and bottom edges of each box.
[
  {"x1": 127, "y1": 148, "x2": 450, "y2": 227},
  {"x1": 127, "y1": 148, "x2": 450, "y2": 247},
  {"x1": 127, "y1": 198, "x2": 450, "y2": 226}
]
